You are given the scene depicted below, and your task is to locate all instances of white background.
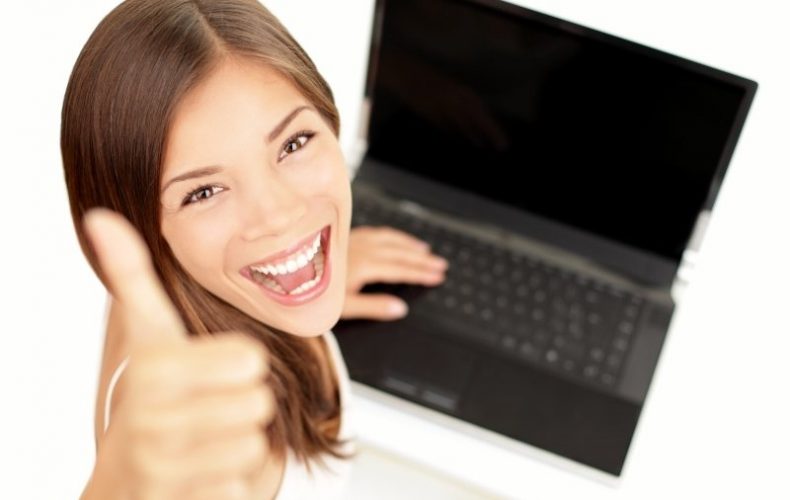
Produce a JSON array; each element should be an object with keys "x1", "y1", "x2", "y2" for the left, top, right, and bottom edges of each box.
[{"x1": 1, "y1": 0, "x2": 788, "y2": 498}]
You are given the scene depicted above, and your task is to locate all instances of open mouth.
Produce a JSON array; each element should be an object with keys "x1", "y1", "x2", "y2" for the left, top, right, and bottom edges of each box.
[{"x1": 240, "y1": 225, "x2": 332, "y2": 306}]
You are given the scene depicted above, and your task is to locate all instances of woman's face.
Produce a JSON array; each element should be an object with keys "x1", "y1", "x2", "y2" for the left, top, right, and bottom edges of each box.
[{"x1": 159, "y1": 57, "x2": 351, "y2": 337}]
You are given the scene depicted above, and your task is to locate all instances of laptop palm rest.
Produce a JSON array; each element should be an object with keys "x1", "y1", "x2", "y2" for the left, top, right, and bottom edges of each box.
[{"x1": 335, "y1": 318, "x2": 642, "y2": 476}]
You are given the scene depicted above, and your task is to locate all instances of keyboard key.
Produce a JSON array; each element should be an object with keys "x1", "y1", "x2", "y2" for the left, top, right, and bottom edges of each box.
[
  {"x1": 606, "y1": 353, "x2": 623, "y2": 370},
  {"x1": 590, "y1": 347, "x2": 605, "y2": 362},
  {"x1": 618, "y1": 321, "x2": 634, "y2": 335},
  {"x1": 519, "y1": 341, "x2": 540, "y2": 361},
  {"x1": 502, "y1": 335, "x2": 518, "y2": 350},
  {"x1": 583, "y1": 364, "x2": 599, "y2": 379}
]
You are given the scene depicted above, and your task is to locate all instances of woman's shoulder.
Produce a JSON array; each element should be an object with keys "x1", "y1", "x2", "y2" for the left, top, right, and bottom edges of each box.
[
  {"x1": 320, "y1": 329, "x2": 356, "y2": 443},
  {"x1": 323, "y1": 332, "x2": 352, "y2": 410}
]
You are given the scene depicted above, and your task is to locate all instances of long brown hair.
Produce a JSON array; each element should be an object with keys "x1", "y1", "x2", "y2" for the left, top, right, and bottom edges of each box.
[{"x1": 60, "y1": 0, "x2": 353, "y2": 473}]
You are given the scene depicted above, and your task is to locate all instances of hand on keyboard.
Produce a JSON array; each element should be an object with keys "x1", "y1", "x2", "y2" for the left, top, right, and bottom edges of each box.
[
  {"x1": 350, "y1": 197, "x2": 646, "y2": 390},
  {"x1": 341, "y1": 226, "x2": 448, "y2": 320}
]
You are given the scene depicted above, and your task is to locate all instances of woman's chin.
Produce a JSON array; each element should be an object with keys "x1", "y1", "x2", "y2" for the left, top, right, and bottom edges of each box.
[
  {"x1": 279, "y1": 312, "x2": 342, "y2": 337},
  {"x1": 262, "y1": 293, "x2": 344, "y2": 337}
]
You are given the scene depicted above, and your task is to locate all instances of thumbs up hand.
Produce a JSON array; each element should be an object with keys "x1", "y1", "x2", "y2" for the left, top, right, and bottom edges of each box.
[{"x1": 82, "y1": 208, "x2": 276, "y2": 500}]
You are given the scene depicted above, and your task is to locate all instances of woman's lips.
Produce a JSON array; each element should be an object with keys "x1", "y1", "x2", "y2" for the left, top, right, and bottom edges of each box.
[{"x1": 240, "y1": 225, "x2": 332, "y2": 306}]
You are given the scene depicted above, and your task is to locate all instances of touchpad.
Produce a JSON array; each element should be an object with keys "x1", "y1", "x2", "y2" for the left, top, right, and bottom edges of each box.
[{"x1": 379, "y1": 330, "x2": 478, "y2": 414}]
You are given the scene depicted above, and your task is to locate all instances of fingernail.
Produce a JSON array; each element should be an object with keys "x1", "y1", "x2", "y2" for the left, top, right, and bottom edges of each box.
[{"x1": 390, "y1": 300, "x2": 408, "y2": 318}]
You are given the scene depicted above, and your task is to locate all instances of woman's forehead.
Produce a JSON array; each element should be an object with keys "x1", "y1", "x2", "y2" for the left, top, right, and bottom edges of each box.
[
  {"x1": 173, "y1": 58, "x2": 305, "y2": 131},
  {"x1": 161, "y1": 59, "x2": 310, "y2": 178}
]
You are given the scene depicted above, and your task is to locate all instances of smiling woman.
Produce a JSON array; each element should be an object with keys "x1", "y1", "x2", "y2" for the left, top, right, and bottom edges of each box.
[{"x1": 60, "y1": 0, "x2": 356, "y2": 498}]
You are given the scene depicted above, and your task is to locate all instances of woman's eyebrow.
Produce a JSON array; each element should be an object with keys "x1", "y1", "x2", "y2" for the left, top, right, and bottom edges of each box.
[
  {"x1": 161, "y1": 105, "x2": 316, "y2": 195},
  {"x1": 266, "y1": 104, "x2": 315, "y2": 143},
  {"x1": 161, "y1": 165, "x2": 223, "y2": 195}
]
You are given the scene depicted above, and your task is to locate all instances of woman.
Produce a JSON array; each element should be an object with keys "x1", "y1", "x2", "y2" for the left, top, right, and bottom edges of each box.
[{"x1": 61, "y1": 1, "x2": 448, "y2": 498}]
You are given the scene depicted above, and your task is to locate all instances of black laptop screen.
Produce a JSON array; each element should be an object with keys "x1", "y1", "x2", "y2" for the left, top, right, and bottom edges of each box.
[{"x1": 365, "y1": 0, "x2": 751, "y2": 262}]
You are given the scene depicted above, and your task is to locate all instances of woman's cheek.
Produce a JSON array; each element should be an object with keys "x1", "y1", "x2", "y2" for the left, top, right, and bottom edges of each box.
[
  {"x1": 290, "y1": 142, "x2": 348, "y2": 190},
  {"x1": 178, "y1": 207, "x2": 235, "y2": 272},
  {"x1": 286, "y1": 159, "x2": 334, "y2": 193}
]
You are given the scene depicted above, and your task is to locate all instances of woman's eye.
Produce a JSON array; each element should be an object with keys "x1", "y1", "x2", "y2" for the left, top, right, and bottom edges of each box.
[
  {"x1": 182, "y1": 185, "x2": 224, "y2": 206},
  {"x1": 278, "y1": 130, "x2": 316, "y2": 161}
]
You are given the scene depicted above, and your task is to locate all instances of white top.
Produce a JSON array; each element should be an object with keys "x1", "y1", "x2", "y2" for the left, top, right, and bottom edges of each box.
[{"x1": 103, "y1": 330, "x2": 357, "y2": 499}]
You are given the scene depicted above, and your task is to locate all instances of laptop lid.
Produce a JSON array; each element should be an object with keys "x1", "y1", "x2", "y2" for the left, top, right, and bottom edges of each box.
[{"x1": 357, "y1": 0, "x2": 757, "y2": 288}]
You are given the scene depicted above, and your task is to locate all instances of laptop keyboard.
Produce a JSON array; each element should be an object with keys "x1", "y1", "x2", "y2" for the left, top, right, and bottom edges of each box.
[{"x1": 351, "y1": 196, "x2": 646, "y2": 391}]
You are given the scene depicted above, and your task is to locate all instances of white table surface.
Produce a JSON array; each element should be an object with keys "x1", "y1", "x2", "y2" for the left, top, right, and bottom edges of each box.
[{"x1": 345, "y1": 441, "x2": 493, "y2": 499}]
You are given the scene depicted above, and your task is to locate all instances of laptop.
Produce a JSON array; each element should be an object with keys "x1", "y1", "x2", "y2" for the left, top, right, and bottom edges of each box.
[{"x1": 333, "y1": 0, "x2": 757, "y2": 477}]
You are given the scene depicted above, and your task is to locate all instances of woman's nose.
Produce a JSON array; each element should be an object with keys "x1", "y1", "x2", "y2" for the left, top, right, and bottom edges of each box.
[{"x1": 239, "y1": 175, "x2": 308, "y2": 242}]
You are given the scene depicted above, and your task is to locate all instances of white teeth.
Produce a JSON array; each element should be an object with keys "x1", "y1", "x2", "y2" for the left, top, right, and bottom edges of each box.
[
  {"x1": 250, "y1": 231, "x2": 324, "y2": 277},
  {"x1": 296, "y1": 254, "x2": 308, "y2": 268},
  {"x1": 247, "y1": 229, "x2": 328, "y2": 296}
]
